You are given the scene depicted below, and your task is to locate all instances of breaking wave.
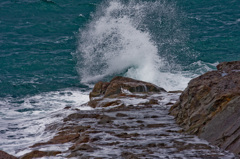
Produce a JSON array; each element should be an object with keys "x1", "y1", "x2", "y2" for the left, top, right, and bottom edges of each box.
[{"x1": 75, "y1": 0, "x2": 194, "y2": 91}]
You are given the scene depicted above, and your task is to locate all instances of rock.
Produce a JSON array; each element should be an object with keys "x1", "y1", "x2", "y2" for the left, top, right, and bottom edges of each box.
[
  {"x1": 170, "y1": 61, "x2": 240, "y2": 156},
  {"x1": 88, "y1": 76, "x2": 166, "y2": 108},
  {"x1": 0, "y1": 150, "x2": 17, "y2": 159},
  {"x1": 168, "y1": 90, "x2": 183, "y2": 93},
  {"x1": 89, "y1": 76, "x2": 166, "y2": 100},
  {"x1": 19, "y1": 75, "x2": 235, "y2": 158},
  {"x1": 21, "y1": 150, "x2": 61, "y2": 159},
  {"x1": 121, "y1": 152, "x2": 140, "y2": 159},
  {"x1": 31, "y1": 125, "x2": 91, "y2": 148},
  {"x1": 89, "y1": 81, "x2": 110, "y2": 99}
]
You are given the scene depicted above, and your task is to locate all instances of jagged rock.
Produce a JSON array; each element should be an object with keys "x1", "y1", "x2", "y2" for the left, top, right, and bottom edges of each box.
[
  {"x1": 0, "y1": 150, "x2": 17, "y2": 159},
  {"x1": 89, "y1": 76, "x2": 166, "y2": 100},
  {"x1": 170, "y1": 61, "x2": 240, "y2": 156}
]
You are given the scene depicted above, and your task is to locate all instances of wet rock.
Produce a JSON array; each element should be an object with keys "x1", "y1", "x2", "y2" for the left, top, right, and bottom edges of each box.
[
  {"x1": 90, "y1": 76, "x2": 166, "y2": 99},
  {"x1": 147, "y1": 123, "x2": 166, "y2": 128},
  {"x1": 116, "y1": 113, "x2": 128, "y2": 117},
  {"x1": 97, "y1": 115, "x2": 116, "y2": 124},
  {"x1": 89, "y1": 81, "x2": 110, "y2": 99},
  {"x1": 32, "y1": 125, "x2": 91, "y2": 148},
  {"x1": 21, "y1": 150, "x2": 61, "y2": 159},
  {"x1": 88, "y1": 99, "x2": 123, "y2": 108},
  {"x1": 0, "y1": 150, "x2": 17, "y2": 159},
  {"x1": 217, "y1": 60, "x2": 240, "y2": 73},
  {"x1": 71, "y1": 144, "x2": 94, "y2": 152},
  {"x1": 168, "y1": 90, "x2": 183, "y2": 93},
  {"x1": 31, "y1": 132, "x2": 79, "y2": 147},
  {"x1": 115, "y1": 132, "x2": 140, "y2": 138},
  {"x1": 170, "y1": 61, "x2": 240, "y2": 156},
  {"x1": 121, "y1": 152, "x2": 140, "y2": 159},
  {"x1": 88, "y1": 77, "x2": 165, "y2": 108},
  {"x1": 63, "y1": 113, "x2": 100, "y2": 122},
  {"x1": 20, "y1": 75, "x2": 236, "y2": 158}
]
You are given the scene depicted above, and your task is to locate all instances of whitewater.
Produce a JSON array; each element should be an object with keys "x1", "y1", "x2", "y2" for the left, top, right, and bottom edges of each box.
[
  {"x1": 0, "y1": 0, "x2": 238, "y2": 158},
  {"x1": 75, "y1": 0, "x2": 196, "y2": 91}
]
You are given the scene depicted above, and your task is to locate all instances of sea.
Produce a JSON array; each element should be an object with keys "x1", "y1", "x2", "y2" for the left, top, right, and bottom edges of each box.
[{"x1": 0, "y1": 0, "x2": 239, "y2": 157}]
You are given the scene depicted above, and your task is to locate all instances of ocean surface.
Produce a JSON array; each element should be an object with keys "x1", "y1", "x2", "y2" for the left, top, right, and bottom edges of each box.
[{"x1": 0, "y1": 0, "x2": 239, "y2": 157}]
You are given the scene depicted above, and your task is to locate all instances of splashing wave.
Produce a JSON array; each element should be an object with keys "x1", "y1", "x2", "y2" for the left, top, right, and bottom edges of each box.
[{"x1": 75, "y1": 0, "x2": 193, "y2": 91}]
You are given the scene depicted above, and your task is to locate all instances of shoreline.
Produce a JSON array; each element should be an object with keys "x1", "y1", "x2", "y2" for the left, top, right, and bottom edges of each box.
[{"x1": 2, "y1": 61, "x2": 240, "y2": 158}]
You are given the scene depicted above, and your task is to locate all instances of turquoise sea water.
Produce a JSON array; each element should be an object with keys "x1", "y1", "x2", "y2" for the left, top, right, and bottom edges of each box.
[
  {"x1": 0, "y1": 0, "x2": 240, "y2": 156},
  {"x1": 1, "y1": 0, "x2": 240, "y2": 98}
]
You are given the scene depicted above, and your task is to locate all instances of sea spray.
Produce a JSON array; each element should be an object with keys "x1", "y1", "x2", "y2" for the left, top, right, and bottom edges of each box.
[{"x1": 75, "y1": 0, "x2": 193, "y2": 91}]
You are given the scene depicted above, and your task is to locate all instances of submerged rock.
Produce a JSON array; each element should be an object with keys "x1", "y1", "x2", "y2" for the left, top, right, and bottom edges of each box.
[{"x1": 170, "y1": 61, "x2": 240, "y2": 156}]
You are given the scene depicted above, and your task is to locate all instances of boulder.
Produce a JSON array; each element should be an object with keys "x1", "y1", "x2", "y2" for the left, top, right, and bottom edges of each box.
[
  {"x1": 170, "y1": 61, "x2": 240, "y2": 156},
  {"x1": 89, "y1": 76, "x2": 166, "y2": 100},
  {"x1": 88, "y1": 76, "x2": 166, "y2": 108}
]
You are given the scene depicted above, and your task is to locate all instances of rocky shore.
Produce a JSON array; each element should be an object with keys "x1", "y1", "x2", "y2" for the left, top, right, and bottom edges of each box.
[
  {"x1": 2, "y1": 62, "x2": 240, "y2": 158},
  {"x1": 170, "y1": 61, "x2": 240, "y2": 157}
]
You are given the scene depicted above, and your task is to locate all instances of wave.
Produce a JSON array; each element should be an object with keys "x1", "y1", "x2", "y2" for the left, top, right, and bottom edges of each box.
[
  {"x1": 0, "y1": 89, "x2": 91, "y2": 156},
  {"x1": 75, "y1": 0, "x2": 197, "y2": 91}
]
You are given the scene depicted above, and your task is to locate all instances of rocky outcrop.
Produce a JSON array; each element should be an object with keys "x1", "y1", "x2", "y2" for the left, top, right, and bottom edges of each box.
[
  {"x1": 170, "y1": 61, "x2": 240, "y2": 156},
  {"x1": 0, "y1": 150, "x2": 17, "y2": 159},
  {"x1": 88, "y1": 76, "x2": 166, "y2": 108},
  {"x1": 17, "y1": 76, "x2": 236, "y2": 158},
  {"x1": 89, "y1": 76, "x2": 166, "y2": 100}
]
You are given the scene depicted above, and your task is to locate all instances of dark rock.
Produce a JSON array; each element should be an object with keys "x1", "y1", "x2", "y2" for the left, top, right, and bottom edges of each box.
[
  {"x1": 115, "y1": 132, "x2": 139, "y2": 138},
  {"x1": 97, "y1": 115, "x2": 116, "y2": 124},
  {"x1": 71, "y1": 144, "x2": 94, "y2": 152},
  {"x1": 87, "y1": 76, "x2": 165, "y2": 109},
  {"x1": 63, "y1": 113, "x2": 100, "y2": 122},
  {"x1": 19, "y1": 75, "x2": 234, "y2": 158},
  {"x1": 21, "y1": 150, "x2": 61, "y2": 159},
  {"x1": 121, "y1": 152, "x2": 139, "y2": 159},
  {"x1": 89, "y1": 81, "x2": 110, "y2": 99},
  {"x1": 0, "y1": 150, "x2": 17, "y2": 159},
  {"x1": 116, "y1": 113, "x2": 128, "y2": 117},
  {"x1": 168, "y1": 90, "x2": 183, "y2": 93},
  {"x1": 170, "y1": 61, "x2": 240, "y2": 155},
  {"x1": 88, "y1": 99, "x2": 122, "y2": 108},
  {"x1": 217, "y1": 61, "x2": 240, "y2": 73},
  {"x1": 89, "y1": 76, "x2": 166, "y2": 100},
  {"x1": 31, "y1": 125, "x2": 91, "y2": 148},
  {"x1": 147, "y1": 123, "x2": 166, "y2": 128}
]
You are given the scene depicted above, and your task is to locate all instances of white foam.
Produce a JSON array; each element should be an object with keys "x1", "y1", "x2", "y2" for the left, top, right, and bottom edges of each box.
[
  {"x1": 120, "y1": 98, "x2": 149, "y2": 106},
  {"x1": 0, "y1": 89, "x2": 91, "y2": 157},
  {"x1": 187, "y1": 60, "x2": 219, "y2": 75},
  {"x1": 121, "y1": 88, "x2": 132, "y2": 94},
  {"x1": 75, "y1": 0, "x2": 192, "y2": 91}
]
